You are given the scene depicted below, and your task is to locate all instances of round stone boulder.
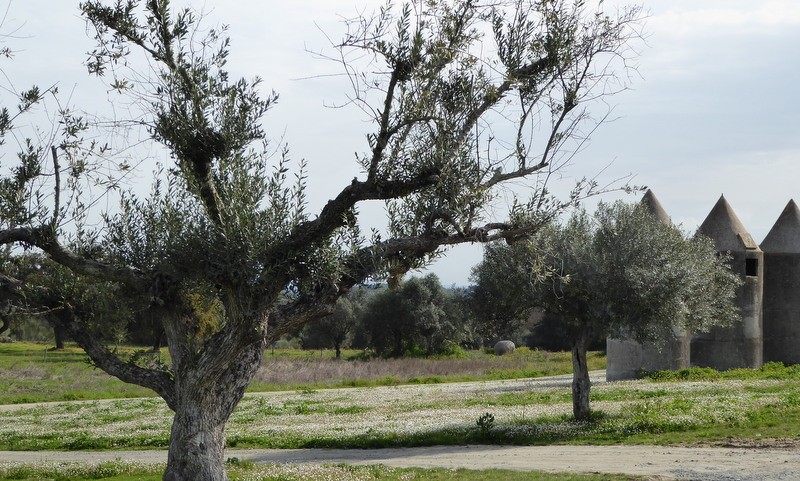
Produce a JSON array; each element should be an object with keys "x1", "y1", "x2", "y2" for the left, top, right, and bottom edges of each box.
[{"x1": 494, "y1": 340, "x2": 516, "y2": 356}]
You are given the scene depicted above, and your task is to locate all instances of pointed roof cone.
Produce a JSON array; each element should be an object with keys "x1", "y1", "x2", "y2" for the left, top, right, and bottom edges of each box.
[
  {"x1": 641, "y1": 189, "x2": 670, "y2": 224},
  {"x1": 760, "y1": 199, "x2": 800, "y2": 254},
  {"x1": 697, "y1": 195, "x2": 759, "y2": 251}
]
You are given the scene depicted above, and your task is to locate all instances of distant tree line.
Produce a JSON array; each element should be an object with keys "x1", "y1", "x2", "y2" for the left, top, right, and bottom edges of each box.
[{"x1": 2, "y1": 262, "x2": 582, "y2": 356}]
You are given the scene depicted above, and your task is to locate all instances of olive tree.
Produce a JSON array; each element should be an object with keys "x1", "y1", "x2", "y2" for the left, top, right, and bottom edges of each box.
[
  {"x1": 471, "y1": 201, "x2": 741, "y2": 420},
  {"x1": 360, "y1": 273, "x2": 460, "y2": 356},
  {"x1": 300, "y1": 291, "x2": 364, "y2": 359},
  {"x1": 0, "y1": 1, "x2": 643, "y2": 479}
]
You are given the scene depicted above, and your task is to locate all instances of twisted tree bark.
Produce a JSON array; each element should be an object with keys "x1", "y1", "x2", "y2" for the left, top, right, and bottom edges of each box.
[{"x1": 571, "y1": 329, "x2": 592, "y2": 421}]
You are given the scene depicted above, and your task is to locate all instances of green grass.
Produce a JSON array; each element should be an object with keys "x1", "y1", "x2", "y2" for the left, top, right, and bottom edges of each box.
[
  {"x1": 2, "y1": 365, "x2": 799, "y2": 451},
  {"x1": 0, "y1": 343, "x2": 160, "y2": 404},
  {"x1": 0, "y1": 461, "x2": 653, "y2": 481},
  {"x1": 643, "y1": 362, "x2": 800, "y2": 381}
]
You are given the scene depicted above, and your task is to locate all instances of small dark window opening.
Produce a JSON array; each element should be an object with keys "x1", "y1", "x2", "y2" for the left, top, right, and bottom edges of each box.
[{"x1": 746, "y1": 258, "x2": 758, "y2": 277}]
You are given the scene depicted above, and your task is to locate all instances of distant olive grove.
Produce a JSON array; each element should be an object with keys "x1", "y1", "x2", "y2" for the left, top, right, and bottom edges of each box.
[{"x1": 3, "y1": 264, "x2": 586, "y2": 357}]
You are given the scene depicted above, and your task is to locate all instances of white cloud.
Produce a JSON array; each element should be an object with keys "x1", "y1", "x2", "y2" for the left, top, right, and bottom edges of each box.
[{"x1": 648, "y1": 0, "x2": 800, "y2": 37}]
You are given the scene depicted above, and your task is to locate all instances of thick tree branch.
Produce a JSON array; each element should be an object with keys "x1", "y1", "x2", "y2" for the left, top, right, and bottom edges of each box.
[
  {"x1": 268, "y1": 291, "x2": 340, "y2": 344},
  {"x1": 58, "y1": 305, "x2": 177, "y2": 409},
  {"x1": 269, "y1": 169, "x2": 441, "y2": 268},
  {"x1": 368, "y1": 68, "x2": 402, "y2": 180},
  {"x1": 0, "y1": 227, "x2": 149, "y2": 292}
]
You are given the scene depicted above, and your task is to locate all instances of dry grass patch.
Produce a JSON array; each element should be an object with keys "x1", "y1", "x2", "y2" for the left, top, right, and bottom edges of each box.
[{"x1": 251, "y1": 349, "x2": 604, "y2": 390}]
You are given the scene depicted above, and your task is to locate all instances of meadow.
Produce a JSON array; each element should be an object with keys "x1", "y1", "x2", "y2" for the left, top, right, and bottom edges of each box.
[
  {"x1": 0, "y1": 341, "x2": 799, "y2": 480},
  {"x1": 0, "y1": 342, "x2": 604, "y2": 404}
]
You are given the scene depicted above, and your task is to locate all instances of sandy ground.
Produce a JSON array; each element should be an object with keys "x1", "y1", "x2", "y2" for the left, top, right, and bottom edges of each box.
[{"x1": 2, "y1": 445, "x2": 799, "y2": 480}]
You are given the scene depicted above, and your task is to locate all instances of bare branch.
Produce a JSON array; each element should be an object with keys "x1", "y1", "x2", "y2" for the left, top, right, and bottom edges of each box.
[
  {"x1": 368, "y1": 68, "x2": 401, "y2": 180},
  {"x1": 50, "y1": 146, "x2": 60, "y2": 229}
]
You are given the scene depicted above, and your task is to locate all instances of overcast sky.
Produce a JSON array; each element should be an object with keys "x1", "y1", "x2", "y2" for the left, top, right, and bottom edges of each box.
[{"x1": 3, "y1": 1, "x2": 800, "y2": 285}]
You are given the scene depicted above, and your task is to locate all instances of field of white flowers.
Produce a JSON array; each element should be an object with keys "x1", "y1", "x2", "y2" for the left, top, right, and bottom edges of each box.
[{"x1": 1, "y1": 371, "x2": 796, "y2": 451}]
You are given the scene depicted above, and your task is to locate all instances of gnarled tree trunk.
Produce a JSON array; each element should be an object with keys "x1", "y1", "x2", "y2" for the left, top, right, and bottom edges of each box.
[
  {"x1": 571, "y1": 329, "x2": 592, "y2": 420},
  {"x1": 164, "y1": 403, "x2": 229, "y2": 481},
  {"x1": 162, "y1": 312, "x2": 268, "y2": 481},
  {"x1": 53, "y1": 323, "x2": 67, "y2": 349}
]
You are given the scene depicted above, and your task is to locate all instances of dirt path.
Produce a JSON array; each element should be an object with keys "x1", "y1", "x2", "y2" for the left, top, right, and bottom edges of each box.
[{"x1": 2, "y1": 444, "x2": 798, "y2": 480}]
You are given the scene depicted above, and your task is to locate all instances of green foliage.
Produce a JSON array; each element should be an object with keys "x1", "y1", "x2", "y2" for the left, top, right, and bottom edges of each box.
[
  {"x1": 473, "y1": 201, "x2": 742, "y2": 419},
  {"x1": 438, "y1": 339, "x2": 468, "y2": 358},
  {"x1": 643, "y1": 367, "x2": 722, "y2": 382},
  {"x1": 300, "y1": 291, "x2": 364, "y2": 358},
  {"x1": 469, "y1": 244, "x2": 541, "y2": 340},
  {"x1": 0, "y1": 254, "x2": 141, "y2": 347}
]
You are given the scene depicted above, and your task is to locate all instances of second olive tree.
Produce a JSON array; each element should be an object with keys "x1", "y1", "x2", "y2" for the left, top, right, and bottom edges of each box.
[{"x1": 472, "y1": 201, "x2": 741, "y2": 420}]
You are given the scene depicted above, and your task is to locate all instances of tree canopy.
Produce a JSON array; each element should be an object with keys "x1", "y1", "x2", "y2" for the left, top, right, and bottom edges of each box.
[
  {"x1": 0, "y1": 1, "x2": 644, "y2": 479},
  {"x1": 472, "y1": 201, "x2": 741, "y2": 419}
]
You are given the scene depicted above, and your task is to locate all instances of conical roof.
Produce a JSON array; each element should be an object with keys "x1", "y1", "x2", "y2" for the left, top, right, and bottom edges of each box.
[
  {"x1": 641, "y1": 189, "x2": 670, "y2": 224},
  {"x1": 697, "y1": 195, "x2": 759, "y2": 251},
  {"x1": 760, "y1": 199, "x2": 800, "y2": 254}
]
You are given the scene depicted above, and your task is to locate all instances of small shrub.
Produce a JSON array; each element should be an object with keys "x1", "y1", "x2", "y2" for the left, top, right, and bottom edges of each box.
[
  {"x1": 226, "y1": 457, "x2": 254, "y2": 469},
  {"x1": 476, "y1": 412, "x2": 496, "y2": 438},
  {"x1": 438, "y1": 340, "x2": 468, "y2": 358}
]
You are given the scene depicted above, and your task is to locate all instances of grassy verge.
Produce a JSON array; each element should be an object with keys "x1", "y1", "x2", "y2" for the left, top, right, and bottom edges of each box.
[
  {"x1": 0, "y1": 460, "x2": 652, "y2": 481},
  {"x1": 0, "y1": 342, "x2": 604, "y2": 404}
]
